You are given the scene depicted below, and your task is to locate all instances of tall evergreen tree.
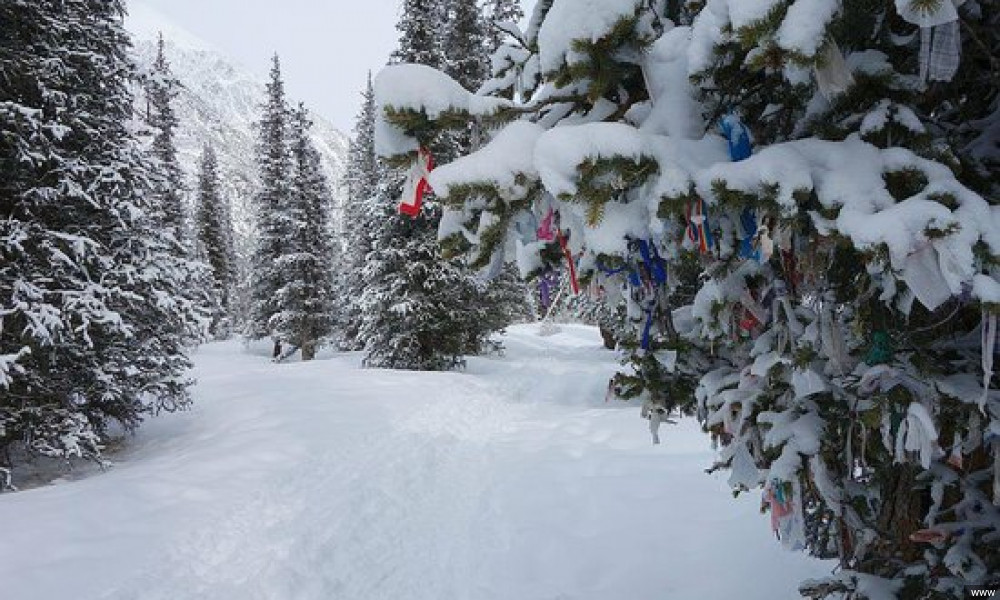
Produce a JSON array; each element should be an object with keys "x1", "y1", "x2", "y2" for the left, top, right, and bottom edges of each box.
[
  {"x1": 143, "y1": 32, "x2": 186, "y2": 240},
  {"x1": 441, "y1": 0, "x2": 530, "y2": 340},
  {"x1": 195, "y1": 144, "x2": 236, "y2": 337},
  {"x1": 271, "y1": 104, "x2": 336, "y2": 360},
  {"x1": 359, "y1": 0, "x2": 506, "y2": 370},
  {"x1": 375, "y1": 0, "x2": 1000, "y2": 596},
  {"x1": 439, "y1": 0, "x2": 490, "y2": 161},
  {"x1": 684, "y1": 3, "x2": 1000, "y2": 597},
  {"x1": 142, "y1": 32, "x2": 213, "y2": 349},
  {"x1": 247, "y1": 54, "x2": 293, "y2": 343},
  {"x1": 357, "y1": 187, "x2": 487, "y2": 370},
  {"x1": 442, "y1": 0, "x2": 488, "y2": 93},
  {"x1": 0, "y1": 0, "x2": 203, "y2": 481},
  {"x1": 339, "y1": 73, "x2": 381, "y2": 350},
  {"x1": 391, "y1": 0, "x2": 444, "y2": 68}
]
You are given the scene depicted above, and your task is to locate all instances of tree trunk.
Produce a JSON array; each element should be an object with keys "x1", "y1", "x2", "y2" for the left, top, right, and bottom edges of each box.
[
  {"x1": 301, "y1": 339, "x2": 316, "y2": 361},
  {"x1": 599, "y1": 326, "x2": 616, "y2": 350},
  {"x1": 871, "y1": 464, "x2": 925, "y2": 567}
]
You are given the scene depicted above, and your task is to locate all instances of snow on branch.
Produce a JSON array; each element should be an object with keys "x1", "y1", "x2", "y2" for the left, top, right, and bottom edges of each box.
[
  {"x1": 374, "y1": 64, "x2": 511, "y2": 158},
  {"x1": 696, "y1": 134, "x2": 997, "y2": 309},
  {"x1": 429, "y1": 120, "x2": 543, "y2": 199},
  {"x1": 537, "y1": 0, "x2": 646, "y2": 73}
]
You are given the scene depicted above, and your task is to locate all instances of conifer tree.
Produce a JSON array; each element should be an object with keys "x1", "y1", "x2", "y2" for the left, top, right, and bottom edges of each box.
[
  {"x1": 441, "y1": 0, "x2": 530, "y2": 338},
  {"x1": 142, "y1": 34, "x2": 216, "y2": 345},
  {"x1": 375, "y1": 0, "x2": 1000, "y2": 596},
  {"x1": 391, "y1": 0, "x2": 444, "y2": 69},
  {"x1": 144, "y1": 32, "x2": 186, "y2": 240},
  {"x1": 684, "y1": 2, "x2": 1000, "y2": 596},
  {"x1": 248, "y1": 54, "x2": 293, "y2": 343},
  {"x1": 195, "y1": 144, "x2": 236, "y2": 337},
  {"x1": 357, "y1": 190, "x2": 487, "y2": 370},
  {"x1": 439, "y1": 0, "x2": 490, "y2": 161},
  {"x1": 359, "y1": 0, "x2": 506, "y2": 370},
  {"x1": 1, "y1": 0, "x2": 204, "y2": 479},
  {"x1": 339, "y1": 74, "x2": 381, "y2": 350},
  {"x1": 270, "y1": 104, "x2": 336, "y2": 360},
  {"x1": 442, "y1": 0, "x2": 488, "y2": 94}
]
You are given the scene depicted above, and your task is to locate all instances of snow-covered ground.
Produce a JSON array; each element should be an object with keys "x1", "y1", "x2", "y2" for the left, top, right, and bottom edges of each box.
[{"x1": 1, "y1": 324, "x2": 830, "y2": 600}]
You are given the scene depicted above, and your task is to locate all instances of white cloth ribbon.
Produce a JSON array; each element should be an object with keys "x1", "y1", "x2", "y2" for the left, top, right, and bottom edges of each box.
[
  {"x1": 649, "y1": 409, "x2": 662, "y2": 445},
  {"x1": 982, "y1": 310, "x2": 996, "y2": 410},
  {"x1": 895, "y1": 0, "x2": 965, "y2": 84},
  {"x1": 895, "y1": 0, "x2": 962, "y2": 27},
  {"x1": 919, "y1": 20, "x2": 961, "y2": 83},
  {"x1": 814, "y1": 41, "x2": 855, "y2": 100},
  {"x1": 994, "y1": 443, "x2": 1000, "y2": 506}
]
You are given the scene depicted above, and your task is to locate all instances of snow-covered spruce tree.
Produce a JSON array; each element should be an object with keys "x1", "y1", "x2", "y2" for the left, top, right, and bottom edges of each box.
[
  {"x1": 142, "y1": 32, "x2": 186, "y2": 241},
  {"x1": 375, "y1": 0, "x2": 999, "y2": 597},
  {"x1": 437, "y1": 0, "x2": 489, "y2": 163},
  {"x1": 269, "y1": 104, "x2": 336, "y2": 361},
  {"x1": 247, "y1": 54, "x2": 293, "y2": 343},
  {"x1": 357, "y1": 186, "x2": 492, "y2": 370},
  {"x1": 440, "y1": 0, "x2": 531, "y2": 340},
  {"x1": 392, "y1": 0, "x2": 444, "y2": 70},
  {"x1": 339, "y1": 73, "x2": 382, "y2": 350},
  {"x1": 0, "y1": 0, "x2": 204, "y2": 479},
  {"x1": 358, "y1": 0, "x2": 506, "y2": 370},
  {"x1": 483, "y1": 262, "x2": 535, "y2": 331},
  {"x1": 685, "y1": 2, "x2": 1000, "y2": 597},
  {"x1": 195, "y1": 144, "x2": 237, "y2": 338},
  {"x1": 141, "y1": 32, "x2": 216, "y2": 343},
  {"x1": 444, "y1": 0, "x2": 489, "y2": 89}
]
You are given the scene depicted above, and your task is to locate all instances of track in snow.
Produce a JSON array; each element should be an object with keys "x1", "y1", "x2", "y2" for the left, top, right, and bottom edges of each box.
[{"x1": 1, "y1": 324, "x2": 830, "y2": 600}]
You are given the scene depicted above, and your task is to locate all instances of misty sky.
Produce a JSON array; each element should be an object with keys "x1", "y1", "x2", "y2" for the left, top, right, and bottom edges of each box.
[{"x1": 136, "y1": 0, "x2": 531, "y2": 133}]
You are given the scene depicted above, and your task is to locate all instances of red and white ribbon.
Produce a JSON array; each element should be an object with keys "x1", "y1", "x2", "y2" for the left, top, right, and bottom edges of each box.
[{"x1": 399, "y1": 147, "x2": 433, "y2": 218}]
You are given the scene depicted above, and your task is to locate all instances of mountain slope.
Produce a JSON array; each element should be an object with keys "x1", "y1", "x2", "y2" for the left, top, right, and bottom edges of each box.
[{"x1": 126, "y1": 2, "x2": 349, "y2": 239}]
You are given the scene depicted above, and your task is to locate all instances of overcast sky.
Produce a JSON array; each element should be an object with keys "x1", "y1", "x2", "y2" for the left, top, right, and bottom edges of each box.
[{"x1": 135, "y1": 0, "x2": 531, "y2": 133}]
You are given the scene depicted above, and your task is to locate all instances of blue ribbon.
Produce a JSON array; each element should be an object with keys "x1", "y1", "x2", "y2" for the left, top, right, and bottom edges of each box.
[
  {"x1": 773, "y1": 479, "x2": 787, "y2": 504},
  {"x1": 641, "y1": 310, "x2": 654, "y2": 351},
  {"x1": 637, "y1": 239, "x2": 667, "y2": 285},
  {"x1": 596, "y1": 258, "x2": 637, "y2": 286},
  {"x1": 701, "y1": 214, "x2": 715, "y2": 252},
  {"x1": 722, "y1": 114, "x2": 758, "y2": 262},
  {"x1": 719, "y1": 114, "x2": 753, "y2": 162},
  {"x1": 739, "y1": 207, "x2": 759, "y2": 261},
  {"x1": 598, "y1": 240, "x2": 667, "y2": 352}
]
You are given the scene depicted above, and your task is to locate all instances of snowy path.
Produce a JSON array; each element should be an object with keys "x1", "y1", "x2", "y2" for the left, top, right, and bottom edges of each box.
[{"x1": 1, "y1": 325, "x2": 829, "y2": 600}]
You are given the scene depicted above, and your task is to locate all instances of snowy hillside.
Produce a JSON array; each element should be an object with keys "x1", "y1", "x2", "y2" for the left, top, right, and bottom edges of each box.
[
  {"x1": 126, "y1": 1, "x2": 349, "y2": 237},
  {"x1": 0, "y1": 325, "x2": 831, "y2": 600}
]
